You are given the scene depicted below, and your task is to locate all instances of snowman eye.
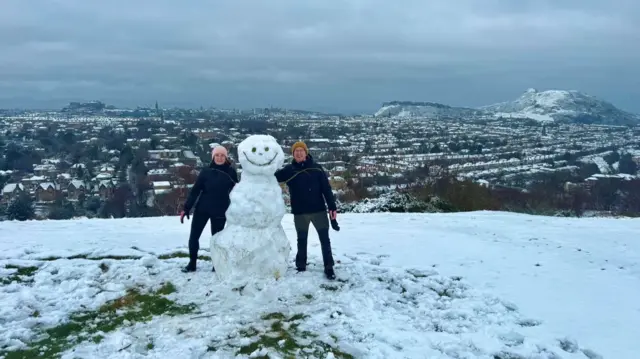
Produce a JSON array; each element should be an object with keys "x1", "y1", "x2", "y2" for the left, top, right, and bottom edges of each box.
[
  {"x1": 251, "y1": 147, "x2": 256, "y2": 152},
  {"x1": 264, "y1": 147, "x2": 269, "y2": 151}
]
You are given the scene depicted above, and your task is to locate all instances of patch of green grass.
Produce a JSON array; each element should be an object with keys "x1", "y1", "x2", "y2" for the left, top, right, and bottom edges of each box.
[
  {"x1": 157, "y1": 252, "x2": 211, "y2": 261},
  {"x1": 155, "y1": 282, "x2": 177, "y2": 295},
  {"x1": 432, "y1": 288, "x2": 453, "y2": 298},
  {"x1": 69, "y1": 254, "x2": 140, "y2": 260},
  {"x1": 320, "y1": 283, "x2": 340, "y2": 291},
  {"x1": 38, "y1": 254, "x2": 141, "y2": 261},
  {"x1": 493, "y1": 352, "x2": 526, "y2": 359},
  {"x1": 33, "y1": 252, "x2": 211, "y2": 265},
  {"x1": 5, "y1": 264, "x2": 39, "y2": 276},
  {"x1": 99, "y1": 262, "x2": 109, "y2": 273},
  {"x1": 230, "y1": 312, "x2": 354, "y2": 359},
  {"x1": 0, "y1": 282, "x2": 197, "y2": 359},
  {"x1": 1, "y1": 264, "x2": 39, "y2": 285},
  {"x1": 39, "y1": 256, "x2": 64, "y2": 261}
]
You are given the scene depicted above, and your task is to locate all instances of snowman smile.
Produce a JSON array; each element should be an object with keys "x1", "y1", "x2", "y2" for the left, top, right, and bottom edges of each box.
[{"x1": 243, "y1": 151, "x2": 277, "y2": 167}]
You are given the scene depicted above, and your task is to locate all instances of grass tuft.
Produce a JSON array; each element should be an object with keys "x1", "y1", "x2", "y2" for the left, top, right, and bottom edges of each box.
[
  {"x1": 0, "y1": 282, "x2": 196, "y2": 359},
  {"x1": 229, "y1": 312, "x2": 353, "y2": 359},
  {"x1": 1, "y1": 264, "x2": 39, "y2": 285},
  {"x1": 157, "y1": 252, "x2": 210, "y2": 261}
]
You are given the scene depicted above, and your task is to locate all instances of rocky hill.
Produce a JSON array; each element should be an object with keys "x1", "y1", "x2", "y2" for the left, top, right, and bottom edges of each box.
[
  {"x1": 482, "y1": 88, "x2": 640, "y2": 125},
  {"x1": 374, "y1": 101, "x2": 482, "y2": 119},
  {"x1": 375, "y1": 89, "x2": 640, "y2": 125}
]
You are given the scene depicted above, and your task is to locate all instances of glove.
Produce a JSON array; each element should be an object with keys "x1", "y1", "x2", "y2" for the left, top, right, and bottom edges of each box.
[
  {"x1": 331, "y1": 218, "x2": 340, "y2": 232},
  {"x1": 328, "y1": 210, "x2": 339, "y2": 231},
  {"x1": 180, "y1": 210, "x2": 190, "y2": 224}
]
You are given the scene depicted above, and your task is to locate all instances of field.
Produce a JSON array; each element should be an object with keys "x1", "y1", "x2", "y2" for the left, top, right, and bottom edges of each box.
[{"x1": 1, "y1": 212, "x2": 639, "y2": 358}]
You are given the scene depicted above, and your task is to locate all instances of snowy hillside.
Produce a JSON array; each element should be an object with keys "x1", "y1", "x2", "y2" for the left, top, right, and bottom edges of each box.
[
  {"x1": 374, "y1": 89, "x2": 639, "y2": 125},
  {"x1": 374, "y1": 101, "x2": 481, "y2": 119},
  {"x1": 2, "y1": 212, "x2": 640, "y2": 358},
  {"x1": 482, "y1": 88, "x2": 640, "y2": 125}
]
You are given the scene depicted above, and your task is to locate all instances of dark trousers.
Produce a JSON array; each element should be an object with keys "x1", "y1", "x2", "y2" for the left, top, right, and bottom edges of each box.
[
  {"x1": 293, "y1": 211, "x2": 334, "y2": 269},
  {"x1": 188, "y1": 212, "x2": 226, "y2": 265}
]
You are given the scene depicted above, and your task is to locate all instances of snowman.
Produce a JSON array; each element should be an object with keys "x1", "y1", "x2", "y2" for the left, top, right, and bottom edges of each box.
[{"x1": 209, "y1": 134, "x2": 291, "y2": 282}]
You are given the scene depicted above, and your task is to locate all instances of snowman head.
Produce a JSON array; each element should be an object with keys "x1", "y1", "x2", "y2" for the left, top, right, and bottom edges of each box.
[{"x1": 238, "y1": 134, "x2": 285, "y2": 176}]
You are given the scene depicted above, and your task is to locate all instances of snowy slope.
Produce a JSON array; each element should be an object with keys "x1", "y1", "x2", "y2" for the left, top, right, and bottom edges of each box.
[
  {"x1": 482, "y1": 88, "x2": 640, "y2": 125},
  {"x1": 1, "y1": 212, "x2": 639, "y2": 358},
  {"x1": 374, "y1": 89, "x2": 639, "y2": 125}
]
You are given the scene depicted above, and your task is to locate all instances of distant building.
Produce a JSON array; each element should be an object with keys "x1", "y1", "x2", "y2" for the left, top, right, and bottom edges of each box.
[
  {"x1": 148, "y1": 149, "x2": 181, "y2": 161},
  {"x1": 1, "y1": 183, "x2": 25, "y2": 202},
  {"x1": 182, "y1": 150, "x2": 203, "y2": 167},
  {"x1": 67, "y1": 180, "x2": 87, "y2": 201},
  {"x1": 36, "y1": 182, "x2": 61, "y2": 203}
]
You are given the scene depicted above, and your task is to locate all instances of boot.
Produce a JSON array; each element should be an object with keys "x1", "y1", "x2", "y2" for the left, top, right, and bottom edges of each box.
[
  {"x1": 182, "y1": 250, "x2": 198, "y2": 273},
  {"x1": 182, "y1": 261, "x2": 196, "y2": 273},
  {"x1": 324, "y1": 266, "x2": 336, "y2": 280}
]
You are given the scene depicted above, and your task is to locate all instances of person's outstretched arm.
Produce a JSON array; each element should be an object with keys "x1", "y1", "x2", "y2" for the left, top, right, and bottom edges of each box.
[
  {"x1": 274, "y1": 164, "x2": 293, "y2": 183},
  {"x1": 183, "y1": 170, "x2": 205, "y2": 213}
]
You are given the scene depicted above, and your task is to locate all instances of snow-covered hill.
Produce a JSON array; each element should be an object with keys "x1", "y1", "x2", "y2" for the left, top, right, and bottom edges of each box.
[
  {"x1": 374, "y1": 101, "x2": 482, "y2": 119},
  {"x1": 2, "y1": 212, "x2": 639, "y2": 358},
  {"x1": 374, "y1": 89, "x2": 640, "y2": 125},
  {"x1": 482, "y1": 88, "x2": 640, "y2": 125}
]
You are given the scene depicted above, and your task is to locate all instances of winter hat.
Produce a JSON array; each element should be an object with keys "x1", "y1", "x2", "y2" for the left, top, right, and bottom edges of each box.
[
  {"x1": 211, "y1": 146, "x2": 228, "y2": 158},
  {"x1": 291, "y1": 141, "x2": 308, "y2": 155}
]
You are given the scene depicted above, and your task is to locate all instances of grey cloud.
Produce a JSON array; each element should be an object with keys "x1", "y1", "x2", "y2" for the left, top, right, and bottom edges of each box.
[{"x1": 1, "y1": 0, "x2": 639, "y2": 112}]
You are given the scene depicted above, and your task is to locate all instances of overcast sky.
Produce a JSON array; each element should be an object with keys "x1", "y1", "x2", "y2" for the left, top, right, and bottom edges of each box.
[{"x1": 1, "y1": 0, "x2": 639, "y2": 113}]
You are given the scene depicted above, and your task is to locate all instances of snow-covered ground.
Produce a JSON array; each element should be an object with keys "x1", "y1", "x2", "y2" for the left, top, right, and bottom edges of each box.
[{"x1": 1, "y1": 212, "x2": 639, "y2": 358}]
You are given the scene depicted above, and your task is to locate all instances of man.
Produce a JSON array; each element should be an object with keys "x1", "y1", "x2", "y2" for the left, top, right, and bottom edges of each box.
[{"x1": 275, "y1": 141, "x2": 337, "y2": 280}]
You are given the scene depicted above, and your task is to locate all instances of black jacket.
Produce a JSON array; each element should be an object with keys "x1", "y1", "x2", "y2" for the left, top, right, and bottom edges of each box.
[
  {"x1": 183, "y1": 161, "x2": 238, "y2": 218},
  {"x1": 275, "y1": 154, "x2": 336, "y2": 215}
]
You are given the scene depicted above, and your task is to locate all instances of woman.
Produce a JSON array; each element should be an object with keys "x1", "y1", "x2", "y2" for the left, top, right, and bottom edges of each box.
[{"x1": 180, "y1": 145, "x2": 238, "y2": 272}]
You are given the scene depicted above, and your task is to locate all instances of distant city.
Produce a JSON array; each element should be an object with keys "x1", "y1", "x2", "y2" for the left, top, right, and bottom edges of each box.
[{"x1": 1, "y1": 93, "x2": 639, "y2": 221}]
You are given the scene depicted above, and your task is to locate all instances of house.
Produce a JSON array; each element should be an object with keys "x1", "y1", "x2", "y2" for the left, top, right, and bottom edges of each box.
[
  {"x1": 148, "y1": 149, "x2": 181, "y2": 161},
  {"x1": 95, "y1": 172, "x2": 113, "y2": 181},
  {"x1": 56, "y1": 173, "x2": 72, "y2": 186},
  {"x1": 329, "y1": 176, "x2": 347, "y2": 190},
  {"x1": 21, "y1": 175, "x2": 48, "y2": 191},
  {"x1": 147, "y1": 168, "x2": 172, "y2": 182},
  {"x1": 308, "y1": 138, "x2": 331, "y2": 148},
  {"x1": 95, "y1": 180, "x2": 114, "y2": 199},
  {"x1": 193, "y1": 130, "x2": 217, "y2": 140},
  {"x1": 331, "y1": 166, "x2": 347, "y2": 175},
  {"x1": 36, "y1": 182, "x2": 61, "y2": 202},
  {"x1": 1, "y1": 183, "x2": 25, "y2": 202},
  {"x1": 152, "y1": 181, "x2": 172, "y2": 195},
  {"x1": 182, "y1": 150, "x2": 203, "y2": 167},
  {"x1": 67, "y1": 180, "x2": 87, "y2": 201},
  {"x1": 98, "y1": 165, "x2": 116, "y2": 175},
  {"x1": 33, "y1": 164, "x2": 57, "y2": 177}
]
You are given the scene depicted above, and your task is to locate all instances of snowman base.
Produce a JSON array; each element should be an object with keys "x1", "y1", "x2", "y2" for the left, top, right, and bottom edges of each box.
[{"x1": 209, "y1": 224, "x2": 291, "y2": 282}]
